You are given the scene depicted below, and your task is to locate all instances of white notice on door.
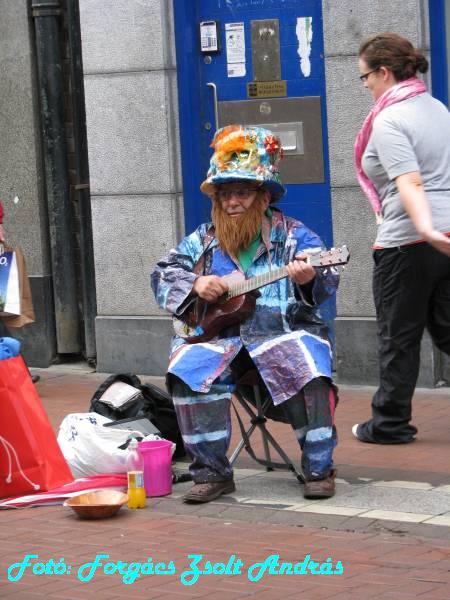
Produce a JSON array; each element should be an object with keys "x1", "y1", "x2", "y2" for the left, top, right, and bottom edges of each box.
[
  {"x1": 227, "y1": 63, "x2": 246, "y2": 77},
  {"x1": 225, "y1": 22, "x2": 246, "y2": 77}
]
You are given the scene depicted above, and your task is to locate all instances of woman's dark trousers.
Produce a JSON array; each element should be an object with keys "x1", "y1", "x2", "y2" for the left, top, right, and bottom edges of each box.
[{"x1": 358, "y1": 243, "x2": 450, "y2": 443}]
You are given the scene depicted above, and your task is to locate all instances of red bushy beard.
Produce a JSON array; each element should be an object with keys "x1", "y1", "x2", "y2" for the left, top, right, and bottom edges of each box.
[{"x1": 211, "y1": 192, "x2": 267, "y2": 257}]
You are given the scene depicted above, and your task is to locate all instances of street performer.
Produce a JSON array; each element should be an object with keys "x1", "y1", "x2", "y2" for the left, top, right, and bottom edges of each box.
[{"x1": 151, "y1": 125, "x2": 340, "y2": 502}]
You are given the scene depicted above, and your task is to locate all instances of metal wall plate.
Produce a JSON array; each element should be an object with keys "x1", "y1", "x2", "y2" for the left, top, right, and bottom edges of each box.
[
  {"x1": 251, "y1": 19, "x2": 281, "y2": 82},
  {"x1": 247, "y1": 81, "x2": 287, "y2": 98},
  {"x1": 218, "y1": 97, "x2": 324, "y2": 184}
]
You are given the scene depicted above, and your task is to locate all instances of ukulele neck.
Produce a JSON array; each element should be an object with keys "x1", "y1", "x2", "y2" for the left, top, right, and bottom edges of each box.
[{"x1": 227, "y1": 265, "x2": 288, "y2": 299}]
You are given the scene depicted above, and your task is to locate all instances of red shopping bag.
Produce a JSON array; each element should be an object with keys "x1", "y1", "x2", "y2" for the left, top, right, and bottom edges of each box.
[{"x1": 0, "y1": 356, "x2": 73, "y2": 498}]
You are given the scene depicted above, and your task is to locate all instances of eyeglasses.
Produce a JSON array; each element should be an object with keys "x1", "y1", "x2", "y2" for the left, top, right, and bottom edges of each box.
[
  {"x1": 359, "y1": 68, "x2": 379, "y2": 82},
  {"x1": 216, "y1": 187, "x2": 259, "y2": 201}
]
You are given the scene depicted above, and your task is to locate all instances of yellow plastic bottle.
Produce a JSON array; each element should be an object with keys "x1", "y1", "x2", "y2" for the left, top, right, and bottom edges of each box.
[
  {"x1": 126, "y1": 439, "x2": 146, "y2": 509},
  {"x1": 127, "y1": 472, "x2": 146, "y2": 509}
]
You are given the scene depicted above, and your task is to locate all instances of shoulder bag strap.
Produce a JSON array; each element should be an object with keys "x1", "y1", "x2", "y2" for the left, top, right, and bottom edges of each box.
[{"x1": 193, "y1": 226, "x2": 215, "y2": 276}]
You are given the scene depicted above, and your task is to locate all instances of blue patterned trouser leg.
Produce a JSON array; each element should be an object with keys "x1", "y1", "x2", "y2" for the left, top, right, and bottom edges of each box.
[
  {"x1": 171, "y1": 368, "x2": 337, "y2": 483},
  {"x1": 171, "y1": 370, "x2": 235, "y2": 483},
  {"x1": 282, "y1": 377, "x2": 338, "y2": 480}
]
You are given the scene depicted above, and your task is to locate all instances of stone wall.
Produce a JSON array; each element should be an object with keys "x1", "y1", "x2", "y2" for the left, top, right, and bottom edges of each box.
[
  {"x1": 0, "y1": 0, "x2": 56, "y2": 366},
  {"x1": 79, "y1": 0, "x2": 182, "y2": 373}
]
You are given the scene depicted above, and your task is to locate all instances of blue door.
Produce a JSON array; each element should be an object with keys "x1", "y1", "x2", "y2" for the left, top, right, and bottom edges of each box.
[
  {"x1": 429, "y1": 0, "x2": 449, "y2": 106},
  {"x1": 174, "y1": 0, "x2": 332, "y2": 247}
]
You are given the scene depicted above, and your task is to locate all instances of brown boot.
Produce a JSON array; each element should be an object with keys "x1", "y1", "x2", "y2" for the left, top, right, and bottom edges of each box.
[
  {"x1": 183, "y1": 480, "x2": 236, "y2": 503},
  {"x1": 303, "y1": 469, "x2": 336, "y2": 500}
]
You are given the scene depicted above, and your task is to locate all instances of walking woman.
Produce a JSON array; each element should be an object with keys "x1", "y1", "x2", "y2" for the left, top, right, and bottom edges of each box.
[{"x1": 353, "y1": 33, "x2": 450, "y2": 444}]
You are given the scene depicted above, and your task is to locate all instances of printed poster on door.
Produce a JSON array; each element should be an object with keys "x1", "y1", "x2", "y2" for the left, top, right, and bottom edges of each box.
[{"x1": 225, "y1": 22, "x2": 246, "y2": 78}]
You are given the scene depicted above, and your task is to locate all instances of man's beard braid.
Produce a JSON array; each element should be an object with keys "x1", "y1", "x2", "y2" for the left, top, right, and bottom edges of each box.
[{"x1": 212, "y1": 192, "x2": 266, "y2": 257}]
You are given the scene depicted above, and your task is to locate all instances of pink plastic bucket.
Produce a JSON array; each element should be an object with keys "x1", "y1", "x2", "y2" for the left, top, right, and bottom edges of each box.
[{"x1": 138, "y1": 440, "x2": 173, "y2": 497}]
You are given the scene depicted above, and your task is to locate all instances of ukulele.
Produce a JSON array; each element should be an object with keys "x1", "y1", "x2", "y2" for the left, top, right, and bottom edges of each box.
[{"x1": 173, "y1": 245, "x2": 350, "y2": 343}]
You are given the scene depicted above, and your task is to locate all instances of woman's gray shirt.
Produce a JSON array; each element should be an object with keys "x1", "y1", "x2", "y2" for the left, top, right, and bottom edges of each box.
[{"x1": 362, "y1": 93, "x2": 450, "y2": 248}]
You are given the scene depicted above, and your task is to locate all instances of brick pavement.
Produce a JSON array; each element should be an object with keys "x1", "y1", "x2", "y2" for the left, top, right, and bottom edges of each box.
[
  {"x1": 0, "y1": 365, "x2": 450, "y2": 598},
  {"x1": 1, "y1": 500, "x2": 450, "y2": 599}
]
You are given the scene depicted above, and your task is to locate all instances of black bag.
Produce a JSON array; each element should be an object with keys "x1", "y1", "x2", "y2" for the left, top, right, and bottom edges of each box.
[{"x1": 89, "y1": 374, "x2": 186, "y2": 458}]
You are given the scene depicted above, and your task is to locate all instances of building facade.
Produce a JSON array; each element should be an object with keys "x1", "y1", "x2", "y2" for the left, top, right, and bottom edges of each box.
[{"x1": 0, "y1": 0, "x2": 449, "y2": 385}]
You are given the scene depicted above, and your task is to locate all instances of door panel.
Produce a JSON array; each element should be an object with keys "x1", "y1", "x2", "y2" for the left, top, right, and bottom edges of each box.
[{"x1": 174, "y1": 0, "x2": 332, "y2": 246}]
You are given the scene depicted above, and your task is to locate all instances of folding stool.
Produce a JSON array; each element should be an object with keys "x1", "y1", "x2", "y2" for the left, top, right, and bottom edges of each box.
[{"x1": 229, "y1": 370, "x2": 304, "y2": 483}]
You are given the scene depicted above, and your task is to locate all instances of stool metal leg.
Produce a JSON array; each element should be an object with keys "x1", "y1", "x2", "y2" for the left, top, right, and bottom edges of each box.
[
  {"x1": 228, "y1": 421, "x2": 258, "y2": 464},
  {"x1": 254, "y1": 385, "x2": 273, "y2": 470},
  {"x1": 229, "y1": 385, "x2": 304, "y2": 483}
]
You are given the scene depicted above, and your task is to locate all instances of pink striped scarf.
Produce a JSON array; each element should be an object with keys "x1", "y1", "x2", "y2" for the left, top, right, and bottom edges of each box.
[{"x1": 354, "y1": 77, "x2": 427, "y2": 222}]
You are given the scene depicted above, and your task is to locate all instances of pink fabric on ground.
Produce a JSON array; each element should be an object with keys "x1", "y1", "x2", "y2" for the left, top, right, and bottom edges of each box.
[{"x1": 0, "y1": 474, "x2": 127, "y2": 508}]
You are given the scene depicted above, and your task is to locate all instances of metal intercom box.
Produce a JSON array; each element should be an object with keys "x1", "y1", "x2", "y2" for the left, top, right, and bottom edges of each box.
[{"x1": 218, "y1": 97, "x2": 325, "y2": 184}]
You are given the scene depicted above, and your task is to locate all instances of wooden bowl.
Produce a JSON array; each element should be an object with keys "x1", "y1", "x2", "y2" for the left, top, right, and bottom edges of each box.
[{"x1": 63, "y1": 490, "x2": 129, "y2": 519}]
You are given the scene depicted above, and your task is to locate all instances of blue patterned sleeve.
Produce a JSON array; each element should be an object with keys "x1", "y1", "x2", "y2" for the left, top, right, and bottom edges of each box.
[
  {"x1": 151, "y1": 225, "x2": 207, "y2": 315},
  {"x1": 291, "y1": 222, "x2": 340, "y2": 307}
]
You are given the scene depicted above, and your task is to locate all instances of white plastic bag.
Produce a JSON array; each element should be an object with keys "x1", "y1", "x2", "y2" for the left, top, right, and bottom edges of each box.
[{"x1": 57, "y1": 413, "x2": 162, "y2": 478}]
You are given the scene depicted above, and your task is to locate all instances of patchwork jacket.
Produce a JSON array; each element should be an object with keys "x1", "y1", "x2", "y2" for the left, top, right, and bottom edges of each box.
[{"x1": 151, "y1": 208, "x2": 339, "y2": 405}]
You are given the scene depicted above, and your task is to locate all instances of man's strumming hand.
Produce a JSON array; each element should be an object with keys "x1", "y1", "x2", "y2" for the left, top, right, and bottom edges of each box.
[{"x1": 193, "y1": 275, "x2": 229, "y2": 302}]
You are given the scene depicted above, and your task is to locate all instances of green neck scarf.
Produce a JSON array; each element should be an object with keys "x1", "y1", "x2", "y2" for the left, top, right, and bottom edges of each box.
[{"x1": 237, "y1": 208, "x2": 272, "y2": 272}]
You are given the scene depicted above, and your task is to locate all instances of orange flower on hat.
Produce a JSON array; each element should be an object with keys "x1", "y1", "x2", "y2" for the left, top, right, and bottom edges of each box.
[{"x1": 212, "y1": 127, "x2": 259, "y2": 171}]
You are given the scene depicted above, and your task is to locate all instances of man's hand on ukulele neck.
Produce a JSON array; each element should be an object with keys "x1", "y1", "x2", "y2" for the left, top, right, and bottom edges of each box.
[
  {"x1": 286, "y1": 252, "x2": 316, "y2": 285},
  {"x1": 193, "y1": 275, "x2": 229, "y2": 302}
]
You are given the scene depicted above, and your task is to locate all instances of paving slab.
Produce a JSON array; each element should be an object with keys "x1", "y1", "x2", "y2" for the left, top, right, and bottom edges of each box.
[
  {"x1": 423, "y1": 514, "x2": 450, "y2": 527},
  {"x1": 357, "y1": 510, "x2": 434, "y2": 523}
]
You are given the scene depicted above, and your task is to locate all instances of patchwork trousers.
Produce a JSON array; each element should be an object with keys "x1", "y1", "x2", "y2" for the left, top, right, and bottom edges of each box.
[{"x1": 171, "y1": 350, "x2": 337, "y2": 483}]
